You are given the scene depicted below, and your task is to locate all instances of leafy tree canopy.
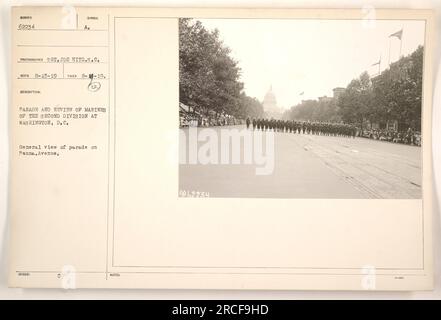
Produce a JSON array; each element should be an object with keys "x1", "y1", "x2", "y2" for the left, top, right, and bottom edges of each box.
[{"x1": 179, "y1": 19, "x2": 263, "y2": 119}]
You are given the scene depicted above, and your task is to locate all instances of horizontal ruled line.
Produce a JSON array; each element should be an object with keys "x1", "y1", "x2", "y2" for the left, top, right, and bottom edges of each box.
[
  {"x1": 17, "y1": 45, "x2": 108, "y2": 48},
  {"x1": 17, "y1": 29, "x2": 108, "y2": 32},
  {"x1": 14, "y1": 270, "x2": 427, "y2": 276},
  {"x1": 17, "y1": 78, "x2": 108, "y2": 80},
  {"x1": 17, "y1": 61, "x2": 108, "y2": 64}
]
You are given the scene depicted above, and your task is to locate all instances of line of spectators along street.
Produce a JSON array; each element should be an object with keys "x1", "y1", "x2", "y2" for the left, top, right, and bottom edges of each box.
[
  {"x1": 180, "y1": 113, "x2": 421, "y2": 147},
  {"x1": 179, "y1": 113, "x2": 243, "y2": 127},
  {"x1": 245, "y1": 118, "x2": 421, "y2": 146},
  {"x1": 360, "y1": 128, "x2": 421, "y2": 146}
]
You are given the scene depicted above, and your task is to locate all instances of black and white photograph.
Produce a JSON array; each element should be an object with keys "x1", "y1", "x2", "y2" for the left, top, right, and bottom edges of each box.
[{"x1": 179, "y1": 18, "x2": 425, "y2": 199}]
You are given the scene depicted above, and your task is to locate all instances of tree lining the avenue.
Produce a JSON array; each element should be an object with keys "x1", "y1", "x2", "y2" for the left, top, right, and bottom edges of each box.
[
  {"x1": 179, "y1": 18, "x2": 264, "y2": 120},
  {"x1": 283, "y1": 98, "x2": 341, "y2": 123},
  {"x1": 285, "y1": 45, "x2": 424, "y2": 131}
]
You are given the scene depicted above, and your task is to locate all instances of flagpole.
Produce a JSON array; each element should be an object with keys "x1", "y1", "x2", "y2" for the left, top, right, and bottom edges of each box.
[
  {"x1": 371, "y1": 57, "x2": 381, "y2": 76},
  {"x1": 378, "y1": 56, "x2": 381, "y2": 75},
  {"x1": 389, "y1": 29, "x2": 403, "y2": 63},
  {"x1": 399, "y1": 37, "x2": 403, "y2": 58}
]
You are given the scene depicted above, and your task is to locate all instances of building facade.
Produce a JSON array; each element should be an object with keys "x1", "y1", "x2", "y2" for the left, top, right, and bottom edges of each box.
[{"x1": 332, "y1": 87, "x2": 345, "y2": 100}]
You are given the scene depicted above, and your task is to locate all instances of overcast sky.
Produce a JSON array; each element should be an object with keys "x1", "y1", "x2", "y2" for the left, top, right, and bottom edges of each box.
[{"x1": 199, "y1": 18, "x2": 425, "y2": 109}]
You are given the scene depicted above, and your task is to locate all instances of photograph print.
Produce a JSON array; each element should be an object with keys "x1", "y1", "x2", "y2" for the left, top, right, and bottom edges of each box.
[{"x1": 178, "y1": 17, "x2": 425, "y2": 199}]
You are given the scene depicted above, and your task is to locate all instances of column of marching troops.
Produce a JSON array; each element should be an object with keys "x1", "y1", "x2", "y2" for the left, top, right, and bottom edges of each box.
[{"x1": 245, "y1": 118, "x2": 357, "y2": 138}]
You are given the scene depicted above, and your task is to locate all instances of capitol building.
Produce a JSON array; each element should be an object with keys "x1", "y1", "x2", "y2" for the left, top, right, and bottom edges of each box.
[{"x1": 262, "y1": 86, "x2": 283, "y2": 119}]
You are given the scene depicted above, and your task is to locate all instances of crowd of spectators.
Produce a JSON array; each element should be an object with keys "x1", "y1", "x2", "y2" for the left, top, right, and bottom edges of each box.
[
  {"x1": 179, "y1": 112, "x2": 243, "y2": 128},
  {"x1": 360, "y1": 128, "x2": 421, "y2": 146}
]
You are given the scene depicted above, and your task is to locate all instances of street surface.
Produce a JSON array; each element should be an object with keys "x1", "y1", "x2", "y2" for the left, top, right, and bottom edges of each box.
[{"x1": 179, "y1": 125, "x2": 421, "y2": 199}]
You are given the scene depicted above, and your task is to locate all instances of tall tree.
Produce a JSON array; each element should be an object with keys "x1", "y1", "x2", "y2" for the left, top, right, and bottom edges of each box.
[
  {"x1": 239, "y1": 93, "x2": 264, "y2": 118},
  {"x1": 337, "y1": 72, "x2": 373, "y2": 129},
  {"x1": 179, "y1": 18, "x2": 260, "y2": 119},
  {"x1": 371, "y1": 45, "x2": 423, "y2": 130}
]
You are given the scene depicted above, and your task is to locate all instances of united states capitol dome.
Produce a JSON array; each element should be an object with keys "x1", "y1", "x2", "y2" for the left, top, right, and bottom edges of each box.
[{"x1": 263, "y1": 86, "x2": 277, "y2": 110}]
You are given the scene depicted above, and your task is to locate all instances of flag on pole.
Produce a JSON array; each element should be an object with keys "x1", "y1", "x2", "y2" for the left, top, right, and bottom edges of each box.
[
  {"x1": 389, "y1": 29, "x2": 403, "y2": 40},
  {"x1": 371, "y1": 56, "x2": 381, "y2": 66}
]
